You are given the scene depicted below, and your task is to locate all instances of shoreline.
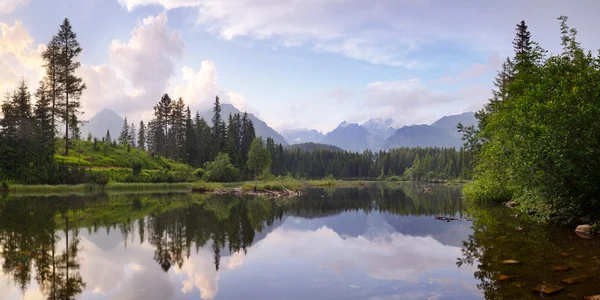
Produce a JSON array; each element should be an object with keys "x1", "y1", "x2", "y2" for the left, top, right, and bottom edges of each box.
[{"x1": 0, "y1": 180, "x2": 465, "y2": 196}]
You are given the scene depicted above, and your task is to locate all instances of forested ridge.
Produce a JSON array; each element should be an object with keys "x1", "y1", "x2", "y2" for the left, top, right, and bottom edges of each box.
[
  {"x1": 461, "y1": 16, "x2": 600, "y2": 224},
  {"x1": 0, "y1": 18, "x2": 472, "y2": 185}
]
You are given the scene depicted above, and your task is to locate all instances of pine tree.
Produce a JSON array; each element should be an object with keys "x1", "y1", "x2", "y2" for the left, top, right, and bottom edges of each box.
[
  {"x1": 226, "y1": 113, "x2": 241, "y2": 167},
  {"x1": 239, "y1": 112, "x2": 256, "y2": 172},
  {"x1": 194, "y1": 112, "x2": 212, "y2": 166},
  {"x1": 138, "y1": 121, "x2": 146, "y2": 151},
  {"x1": 105, "y1": 130, "x2": 112, "y2": 144},
  {"x1": 211, "y1": 96, "x2": 226, "y2": 156},
  {"x1": 152, "y1": 94, "x2": 172, "y2": 157},
  {"x1": 171, "y1": 97, "x2": 186, "y2": 160},
  {"x1": 33, "y1": 81, "x2": 55, "y2": 171},
  {"x1": 129, "y1": 122, "x2": 136, "y2": 148},
  {"x1": 41, "y1": 38, "x2": 63, "y2": 133},
  {"x1": 184, "y1": 107, "x2": 198, "y2": 166},
  {"x1": 54, "y1": 18, "x2": 86, "y2": 155},
  {"x1": 119, "y1": 117, "x2": 129, "y2": 145}
]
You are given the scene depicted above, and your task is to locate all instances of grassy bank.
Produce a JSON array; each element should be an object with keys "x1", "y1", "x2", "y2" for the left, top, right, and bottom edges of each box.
[{"x1": 2, "y1": 177, "x2": 389, "y2": 196}]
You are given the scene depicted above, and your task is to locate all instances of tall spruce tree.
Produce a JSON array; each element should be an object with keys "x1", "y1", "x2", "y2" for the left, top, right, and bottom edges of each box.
[
  {"x1": 194, "y1": 112, "x2": 212, "y2": 166},
  {"x1": 152, "y1": 94, "x2": 172, "y2": 157},
  {"x1": 226, "y1": 113, "x2": 242, "y2": 167},
  {"x1": 104, "y1": 130, "x2": 112, "y2": 144},
  {"x1": 41, "y1": 38, "x2": 63, "y2": 134},
  {"x1": 129, "y1": 122, "x2": 136, "y2": 148},
  {"x1": 119, "y1": 117, "x2": 130, "y2": 145},
  {"x1": 239, "y1": 112, "x2": 256, "y2": 172},
  {"x1": 138, "y1": 121, "x2": 146, "y2": 151},
  {"x1": 54, "y1": 18, "x2": 86, "y2": 155},
  {"x1": 211, "y1": 96, "x2": 226, "y2": 156},
  {"x1": 184, "y1": 107, "x2": 198, "y2": 165},
  {"x1": 33, "y1": 81, "x2": 55, "y2": 172}
]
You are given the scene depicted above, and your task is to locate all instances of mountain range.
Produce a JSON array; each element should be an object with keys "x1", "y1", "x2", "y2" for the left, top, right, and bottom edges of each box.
[{"x1": 81, "y1": 105, "x2": 477, "y2": 152}]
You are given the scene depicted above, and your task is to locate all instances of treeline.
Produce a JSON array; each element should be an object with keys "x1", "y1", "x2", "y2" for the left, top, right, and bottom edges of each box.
[
  {"x1": 266, "y1": 140, "x2": 472, "y2": 180},
  {"x1": 462, "y1": 17, "x2": 600, "y2": 223}
]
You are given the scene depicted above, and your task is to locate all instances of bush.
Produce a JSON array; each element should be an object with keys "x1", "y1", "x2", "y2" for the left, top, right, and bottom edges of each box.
[
  {"x1": 204, "y1": 154, "x2": 239, "y2": 182},
  {"x1": 85, "y1": 171, "x2": 109, "y2": 186},
  {"x1": 387, "y1": 175, "x2": 402, "y2": 182},
  {"x1": 0, "y1": 181, "x2": 8, "y2": 192},
  {"x1": 132, "y1": 162, "x2": 143, "y2": 176},
  {"x1": 193, "y1": 168, "x2": 205, "y2": 179}
]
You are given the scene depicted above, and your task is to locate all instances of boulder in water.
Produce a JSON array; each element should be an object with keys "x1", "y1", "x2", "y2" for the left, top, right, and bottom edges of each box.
[
  {"x1": 532, "y1": 284, "x2": 563, "y2": 295},
  {"x1": 502, "y1": 259, "x2": 520, "y2": 265},
  {"x1": 576, "y1": 224, "x2": 593, "y2": 234},
  {"x1": 561, "y1": 275, "x2": 590, "y2": 285}
]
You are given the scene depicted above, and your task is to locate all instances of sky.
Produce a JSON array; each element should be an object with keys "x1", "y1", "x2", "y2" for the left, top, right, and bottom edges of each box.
[{"x1": 1, "y1": 0, "x2": 600, "y2": 133}]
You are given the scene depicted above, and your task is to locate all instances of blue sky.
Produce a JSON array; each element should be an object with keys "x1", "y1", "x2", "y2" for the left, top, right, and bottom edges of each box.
[{"x1": 1, "y1": 0, "x2": 600, "y2": 132}]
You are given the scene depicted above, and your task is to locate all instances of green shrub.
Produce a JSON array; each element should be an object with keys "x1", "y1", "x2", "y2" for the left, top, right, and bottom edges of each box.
[
  {"x1": 132, "y1": 162, "x2": 143, "y2": 176},
  {"x1": 0, "y1": 181, "x2": 8, "y2": 191},
  {"x1": 204, "y1": 154, "x2": 239, "y2": 182},
  {"x1": 387, "y1": 175, "x2": 402, "y2": 182},
  {"x1": 85, "y1": 171, "x2": 109, "y2": 186},
  {"x1": 193, "y1": 168, "x2": 205, "y2": 179}
]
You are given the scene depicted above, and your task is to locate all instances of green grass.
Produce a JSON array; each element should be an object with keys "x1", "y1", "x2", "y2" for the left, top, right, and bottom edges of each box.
[
  {"x1": 190, "y1": 181, "x2": 224, "y2": 191},
  {"x1": 241, "y1": 178, "x2": 304, "y2": 191},
  {"x1": 6, "y1": 184, "x2": 103, "y2": 195},
  {"x1": 54, "y1": 139, "x2": 191, "y2": 171}
]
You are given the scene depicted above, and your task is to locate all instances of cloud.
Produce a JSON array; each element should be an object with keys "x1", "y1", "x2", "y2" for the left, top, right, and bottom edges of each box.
[
  {"x1": 109, "y1": 11, "x2": 184, "y2": 98},
  {"x1": 0, "y1": 21, "x2": 45, "y2": 93},
  {"x1": 439, "y1": 53, "x2": 503, "y2": 83},
  {"x1": 0, "y1": 0, "x2": 29, "y2": 14},
  {"x1": 173, "y1": 60, "x2": 256, "y2": 115}
]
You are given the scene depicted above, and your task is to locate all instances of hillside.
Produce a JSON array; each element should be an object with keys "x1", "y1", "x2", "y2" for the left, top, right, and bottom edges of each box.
[
  {"x1": 321, "y1": 122, "x2": 371, "y2": 152},
  {"x1": 200, "y1": 104, "x2": 288, "y2": 145},
  {"x1": 431, "y1": 111, "x2": 477, "y2": 137},
  {"x1": 285, "y1": 142, "x2": 345, "y2": 152},
  {"x1": 383, "y1": 125, "x2": 462, "y2": 149}
]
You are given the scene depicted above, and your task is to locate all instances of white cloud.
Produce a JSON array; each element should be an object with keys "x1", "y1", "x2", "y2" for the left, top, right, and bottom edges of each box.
[
  {"x1": 0, "y1": 0, "x2": 29, "y2": 14},
  {"x1": 116, "y1": 0, "x2": 600, "y2": 68},
  {"x1": 0, "y1": 21, "x2": 45, "y2": 94},
  {"x1": 173, "y1": 60, "x2": 256, "y2": 115},
  {"x1": 109, "y1": 12, "x2": 184, "y2": 98}
]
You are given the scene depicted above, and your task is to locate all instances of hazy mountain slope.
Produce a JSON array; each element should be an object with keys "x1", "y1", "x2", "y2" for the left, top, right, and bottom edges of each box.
[
  {"x1": 282, "y1": 129, "x2": 325, "y2": 144},
  {"x1": 431, "y1": 111, "x2": 477, "y2": 137},
  {"x1": 383, "y1": 125, "x2": 462, "y2": 149},
  {"x1": 362, "y1": 118, "x2": 396, "y2": 139},
  {"x1": 81, "y1": 109, "x2": 125, "y2": 140},
  {"x1": 321, "y1": 121, "x2": 371, "y2": 152},
  {"x1": 200, "y1": 103, "x2": 288, "y2": 145}
]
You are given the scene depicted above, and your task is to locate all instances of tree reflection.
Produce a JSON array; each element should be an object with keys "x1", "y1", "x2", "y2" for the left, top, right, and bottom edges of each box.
[{"x1": 0, "y1": 184, "x2": 468, "y2": 298}]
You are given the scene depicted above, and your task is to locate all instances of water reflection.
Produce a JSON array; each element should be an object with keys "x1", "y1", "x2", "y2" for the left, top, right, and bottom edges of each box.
[{"x1": 0, "y1": 184, "x2": 480, "y2": 299}]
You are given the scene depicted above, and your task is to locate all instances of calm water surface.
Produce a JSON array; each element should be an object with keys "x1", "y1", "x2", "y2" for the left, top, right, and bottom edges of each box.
[{"x1": 0, "y1": 184, "x2": 599, "y2": 299}]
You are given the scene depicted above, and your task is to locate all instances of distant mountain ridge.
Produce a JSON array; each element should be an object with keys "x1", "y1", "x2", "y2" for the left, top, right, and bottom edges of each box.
[
  {"x1": 282, "y1": 129, "x2": 325, "y2": 145},
  {"x1": 82, "y1": 106, "x2": 476, "y2": 153}
]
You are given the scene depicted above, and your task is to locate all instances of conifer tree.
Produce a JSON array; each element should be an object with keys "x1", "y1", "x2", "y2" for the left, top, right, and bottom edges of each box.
[
  {"x1": 105, "y1": 130, "x2": 112, "y2": 144},
  {"x1": 119, "y1": 117, "x2": 129, "y2": 145},
  {"x1": 54, "y1": 18, "x2": 86, "y2": 155},
  {"x1": 184, "y1": 107, "x2": 198, "y2": 165},
  {"x1": 129, "y1": 122, "x2": 136, "y2": 148},
  {"x1": 138, "y1": 121, "x2": 146, "y2": 151}
]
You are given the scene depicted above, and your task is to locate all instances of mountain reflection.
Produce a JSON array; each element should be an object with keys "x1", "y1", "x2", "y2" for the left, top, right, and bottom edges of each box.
[{"x1": 0, "y1": 184, "x2": 475, "y2": 299}]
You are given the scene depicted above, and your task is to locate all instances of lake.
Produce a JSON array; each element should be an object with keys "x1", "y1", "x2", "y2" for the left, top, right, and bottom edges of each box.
[{"x1": 0, "y1": 184, "x2": 599, "y2": 299}]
